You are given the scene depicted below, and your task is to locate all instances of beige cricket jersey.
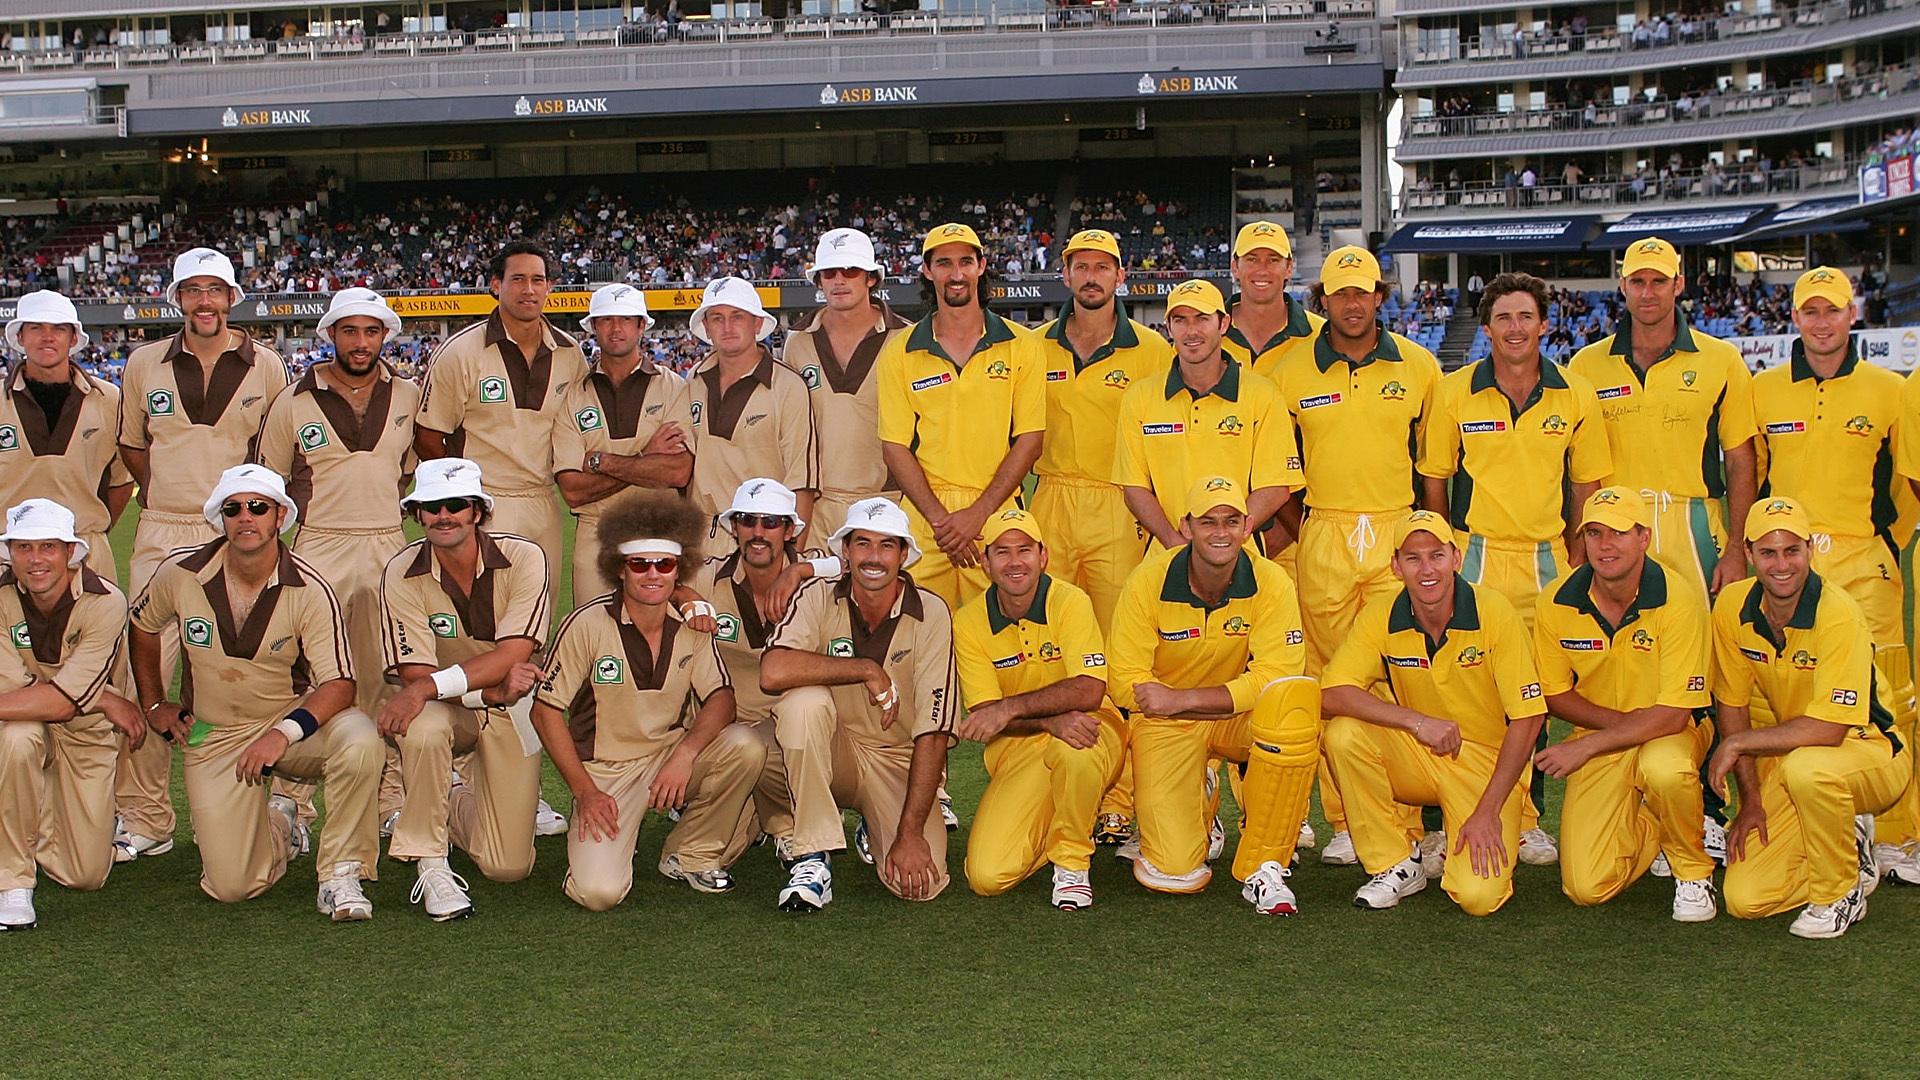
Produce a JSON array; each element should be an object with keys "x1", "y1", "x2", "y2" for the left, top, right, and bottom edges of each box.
[
  {"x1": 690, "y1": 545, "x2": 826, "y2": 720},
  {"x1": 380, "y1": 529, "x2": 551, "y2": 672},
  {"x1": 551, "y1": 357, "x2": 697, "y2": 513},
  {"x1": 535, "y1": 595, "x2": 731, "y2": 764},
  {"x1": 780, "y1": 304, "x2": 908, "y2": 502},
  {"x1": 687, "y1": 350, "x2": 818, "y2": 520},
  {"x1": 766, "y1": 573, "x2": 957, "y2": 747},
  {"x1": 255, "y1": 361, "x2": 421, "y2": 530},
  {"x1": 129, "y1": 540, "x2": 352, "y2": 724},
  {"x1": 0, "y1": 364, "x2": 132, "y2": 538},
  {"x1": 0, "y1": 565, "x2": 126, "y2": 715},
  {"x1": 417, "y1": 311, "x2": 588, "y2": 493},
  {"x1": 118, "y1": 332, "x2": 291, "y2": 515}
]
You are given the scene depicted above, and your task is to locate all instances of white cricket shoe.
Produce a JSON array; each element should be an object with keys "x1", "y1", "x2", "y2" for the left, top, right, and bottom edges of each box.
[
  {"x1": 0, "y1": 887, "x2": 35, "y2": 931},
  {"x1": 1242, "y1": 860, "x2": 1297, "y2": 916},
  {"x1": 1050, "y1": 864, "x2": 1093, "y2": 911},
  {"x1": 1353, "y1": 852, "x2": 1428, "y2": 910},
  {"x1": 1856, "y1": 815, "x2": 1880, "y2": 898},
  {"x1": 1417, "y1": 829, "x2": 1448, "y2": 880},
  {"x1": 1518, "y1": 827, "x2": 1560, "y2": 866},
  {"x1": 1113, "y1": 836, "x2": 1142, "y2": 863},
  {"x1": 660, "y1": 854, "x2": 736, "y2": 894},
  {"x1": 939, "y1": 795, "x2": 959, "y2": 831},
  {"x1": 1672, "y1": 877, "x2": 1717, "y2": 923},
  {"x1": 853, "y1": 818, "x2": 874, "y2": 865},
  {"x1": 1875, "y1": 840, "x2": 1920, "y2": 886},
  {"x1": 1790, "y1": 885, "x2": 1867, "y2": 939},
  {"x1": 779, "y1": 854, "x2": 832, "y2": 913},
  {"x1": 410, "y1": 856, "x2": 474, "y2": 921},
  {"x1": 535, "y1": 798, "x2": 568, "y2": 836},
  {"x1": 1296, "y1": 820, "x2": 1317, "y2": 850},
  {"x1": 268, "y1": 794, "x2": 300, "y2": 860},
  {"x1": 380, "y1": 810, "x2": 400, "y2": 838},
  {"x1": 1319, "y1": 830, "x2": 1358, "y2": 866},
  {"x1": 111, "y1": 825, "x2": 174, "y2": 864},
  {"x1": 1650, "y1": 852, "x2": 1672, "y2": 878},
  {"x1": 1703, "y1": 815, "x2": 1728, "y2": 864},
  {"x1": 318, "y1": 862, "x2": 373, "y2": 922},
  {"x1": 1207, "y1": 815, "x2": 1225, "y2": 861},
  {"x1": 1131, "y1": 851, "x2": 1211, "y2": 893}
]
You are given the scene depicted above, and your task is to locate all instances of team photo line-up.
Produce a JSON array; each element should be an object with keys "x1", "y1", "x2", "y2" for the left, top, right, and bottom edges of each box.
[{"x1": 0, "y1": 217, "x2": 1910, "y2": 942}]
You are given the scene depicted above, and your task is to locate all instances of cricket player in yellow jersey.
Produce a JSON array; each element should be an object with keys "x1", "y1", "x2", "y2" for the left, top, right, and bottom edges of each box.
[
  {"x1": 954, "y1": 509, "x2": 1125, "y2": 910},
  {"x1": 1112, "y1": 279, "x2": 1301, "y2": 552},
  {"x1": 1889, "y1": 321, "x2": 1920, "y2": 886},
  {"x1": 1270, "y1": 246, "x2": 1443, "y2": 866},
  {"x1": 1709, "y1": 497, "x2": 1905, "y2": 938},
  {"x1": 1532, "y1": 488, "x2": 1717, "y2": 921},
  {"x1": 1750, "y1": 268, "x2": 1915, "y2": 884},
  {"x1": 877, "y1": 223, "x2": 1045, "y2": 609},
  {"x1": 1219, "y1": 221, "x2": 1323, "y2": 380},
  {"x1": 1031, "y1": 228, "x2": 1173, "y2": 629},
  {"x1": 782, "y1": 228, "x2": 910, "y2": 548},
  {"x1": 1106, "y1": 477, "x2": 1319, "y2": 915},
  {"x1": 1321, "y1": 511, "x2": 1549, "y2": 915},
  {"x1": 116, "y1": 247, "x2": 291, "y2": 864},
  {"x1": 1568, "y1": 237, "x2": 1758, "y2": 592}
]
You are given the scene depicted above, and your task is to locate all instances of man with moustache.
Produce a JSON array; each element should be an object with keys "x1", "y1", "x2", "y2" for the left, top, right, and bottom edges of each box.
[
  {"x1": 877, "y1": 223, "x2": 1046, "y2": 609},
  {"x1": 554, "y1": 283, "x2": 695, "y2": 600},
  {"x1": 780, "y1": 229, "x2": 910, "y2": 549},
  {"x1": 115, "y1": 248, "x2": 291, "y2": 864}
]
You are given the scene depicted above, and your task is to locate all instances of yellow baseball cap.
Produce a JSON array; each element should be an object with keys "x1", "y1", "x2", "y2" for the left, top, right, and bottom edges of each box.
[
  {"x1": 1745, "y1": 496, "x2": 1815, "y2": 543},
  {"x1": 1620, "y1": 237, "x2": 1681, "y2": 279},
  {"x1": 980, "y1": 507, "x2": 1045, "y2": 549},
  {"x1": 1792, "y1": 266, "x2": 1854, "y2": 312},
  {"x1": 1391, "y1": 510, "x2": 1457, "y2": 552},
  {"x1": 1579, "y1": 486, "x2": 1651, "y2": 533},
  {"x1": 1184, "y1": 475, "x2": 1247, "y2": 517},
  {"x1": 922, "y1": 222, "x2": 982, "y2": 254},
  {"x1": 1063, "y1": 229, "x2": 1122, "y2": 262},
  {"x1": 1233, "y1": 220, "x2": 1293, "y2": 258},
  {"x1": 1165, "y1": 278, "x2": 1228, "y2": 317},
  {"x1": 1321, "y1": 246, "x2": 1383, "y2": 295}
]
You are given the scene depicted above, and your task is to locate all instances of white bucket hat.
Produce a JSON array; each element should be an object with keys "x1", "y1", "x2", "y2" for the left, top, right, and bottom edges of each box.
[
  {"x1": 3, "y1": 291, "x2": 89, "y2": 356},
  {"x1": 809, "y1": 228, "x2": 881, "y2": 281},
  {"x1": 401, "y1": 457, "x2": 495, "y2": 514},
  {"x1": 689, "y1": 276, "x2": 776, "y2": 345},
  {"x1": 315, "y1": 287, "x2": 402, "y2": 345},
  {"x1": 202, "y1": 464, "x2": 298, "y2": 533},
  {"x1": 164, "y1": 247, "x2": 246, "y2": 307},
  {"x1": 579, "y1": 282, "x2": 655, "y2": 335},
  {"x1": 828, "y1": 496, "x2": 921, "y2": 567},
  {"x1": 0, "y1": 498, "x2": 90, "y2": 568},
  {"x1": 720, "y1": 477, "x2": 806, "y2": 532}
]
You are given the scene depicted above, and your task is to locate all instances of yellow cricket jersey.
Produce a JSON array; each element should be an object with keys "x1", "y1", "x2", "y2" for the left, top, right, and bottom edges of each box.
[
  {"x1": 1112, "y1": 358, "x2": 1303, "y2": 525},
  {"x1": 1275, "y1": 323, "x2": 1442, "y2": 514},
  {"x1": 1533, "y1": 559, "x2": 1711, "y2": 714},
  {"x1": 1222, "y1": 293, "x2": 1326, "y2": 380},
  {"x1": 1568, "y1": 313, "x2": 1757, "y2": 499},
  {"x1": 1107, "y1": 544, "x2": 1306, "y2": 715},
  {"x1": 876, "y1": 310, "x2": 1046, "y2": 491},
  {"x1": 953, "y1": 572, "x2": 1117, "y2": 710},
  {"x1": 1751, "y1": 341, "x2": 1902, "y2": 540},
  {"x1": 1322, "y1": 577, "x2": 1547, "y2": 748},
  {"x1": 1710, "y1": 573, "x2": 1900, "y2": 748},
  {"x1": 1419, "y1": 358, "x2": 1612, "y2": 542},
  {"x1": 1033, "y1": 302, "x2": 1174, "y2": 482}
]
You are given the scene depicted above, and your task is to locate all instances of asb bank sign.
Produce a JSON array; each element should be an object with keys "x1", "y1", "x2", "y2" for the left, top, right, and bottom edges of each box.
[
  {"x1": 818, "y1": 83, "x2": 921, "y2": 105},
  {"x1": 221, "y1": 107, "x2": 314, "y2": 128},
  {"x1": 1135, "y1": 72, "x2": 1241, "y2": 94},
  {"x1": 513, "y1": 96, "x2": 612, "y2": 116}
]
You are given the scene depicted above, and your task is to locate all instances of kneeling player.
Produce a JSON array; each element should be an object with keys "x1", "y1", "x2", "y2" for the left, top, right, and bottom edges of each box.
[
  {"x1": 533, "y1": 491, "x2": 764, "y2": 910},
  {"x1": 1107, "y1": 477, "x2": 1318, "y2": 914},
  {"x1": 1532, "y1": 488, "x2": 1717, "y2": 921},
  {"x1": 1321, "y1": 511, "x2": 1547, "y2": 916},
  {"x1": 131, "y1": 466, "x2": 381, "y2": 919},
  {"x1": 955, "y1": 510, "x2": 1125, "y2": 910},
  {"x1": 1709, "y1": 497, "x2": 1906, "y2": 938}
]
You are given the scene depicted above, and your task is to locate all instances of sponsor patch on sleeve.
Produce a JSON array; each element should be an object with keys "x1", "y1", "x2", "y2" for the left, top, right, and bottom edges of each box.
[
  {"x1": 1460, "y1": 420, "x2": 1508, "y2": 434},
  {"x1": 1764, "y1": 421, "x2": 1806, "y2": 434},
  {"x1": 1832, "y1": 688, "x2": 1859, "y2": 706},
  {"x1": 1595, "y1": 385, "x2": 1633, "y2": 400},
  {"x1": 1519, "y1": 682, "x2": 1542, "y2": 700},
  {"x1": 1686, "y1": 675, "x2": 1706, "y2": 691},
  {"x1": 1082, "y1": 652, "x2": 1107, "y2": 668},
  {"x1": 1739, "y1": 646, "x2": 1769, "y2": 662}
]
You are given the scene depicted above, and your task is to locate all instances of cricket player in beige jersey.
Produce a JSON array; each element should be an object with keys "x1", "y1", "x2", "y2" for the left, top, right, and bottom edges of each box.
[{"x1": 686, "y1": 276, "x2": 819, "y2": 527}]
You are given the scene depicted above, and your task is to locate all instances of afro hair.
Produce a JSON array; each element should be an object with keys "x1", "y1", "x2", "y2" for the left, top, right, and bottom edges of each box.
[{"x1": 593, "y1": 489, "x2": 706, "y2": 594}]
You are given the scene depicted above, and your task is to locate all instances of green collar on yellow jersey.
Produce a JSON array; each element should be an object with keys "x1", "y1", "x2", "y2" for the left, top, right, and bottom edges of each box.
[
  {"x1": 905, "y1": 309, "x2": 1019, "y2": 367},
  {"x1": 1163, "y1": 356, "x2": 1244, "y2": 402},
  {"x1": 1469, "y1": 354, "x2": 1569, "y2": 417},
  {"x1": 1160, "y1": 547, "x2": 1258, "y2": 611},
  {"x1": 1607, "y1": 305, "x2": 1699, "y2": 364},
  {"x1": 1789, "y1": 338, "x2": 1860, "y2": 382},
  {"x1": 1551, "y1": 558, "x2": 1670, "y2": 637},
  {"x1": 1224, "y1": 293, "x2": 1313, "y2": 357},
  {"x1": 985, "y1": 572, "x2": 1055, "y2": 635},
  {"x1": 1312, "y1": 321, "x2": 1405, "y2": 373},
  {"x1": 1045, "y1": 300, "x2": 1140, "y2": 372},
  {"x1": 1738, "y1": 572, "x2": 1824, "y2": 647},
  {"x1": 1388, "y1": 575, "x2": 1482, "y2": 654}
]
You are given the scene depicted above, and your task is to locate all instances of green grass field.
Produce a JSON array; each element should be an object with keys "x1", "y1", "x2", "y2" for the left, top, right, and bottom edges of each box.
[{"x1": 6, "y1": 505, "x2": 1912, "y2": 1079}]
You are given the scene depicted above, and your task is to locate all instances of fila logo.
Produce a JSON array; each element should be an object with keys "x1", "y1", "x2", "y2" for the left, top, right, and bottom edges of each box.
[
  {"x1": 1595, "y1": 385, "x2": 1633, "y2": 400},
  {"x1": 1285, "y1": 629, "x2": 1303, "y2": 645},
  {"x1": 909, "y1": 372, "x2": 954, "y2": 392},
  {"x1": 1298, "y1": 393, "x2": 1342, "y2": 410},
  {"x1": 1141, "y1": 422, "x2": 1185, "y2": 436},
  {"x1": 1460, "y1": 420, "x2": 1507, "y2": 434},
  {"x1": 1519, "y1": 682, "x2": 1542, "y2": 700},
  {"x1": 1764, "y1": 421, "x2": 1806, "y2": 434},
  {"x1": 1082, "y1": 652, "x2": 1106, "y2": 667},
  {"x1": 1686, "y1": 675, "x2": 1706, "y2": 691},
  {"x1": 1159, "y1": 627, "x2": 1202, "y2": 641},
  {"x1": 1386, "y1": 655, "x2": 1430, "y2": 669},
  {"x1": 1560, "y1": 638, "x2": 1606, "y2": 651}
]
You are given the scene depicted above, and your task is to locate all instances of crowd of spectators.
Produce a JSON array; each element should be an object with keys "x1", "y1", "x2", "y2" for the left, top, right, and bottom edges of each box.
[
  {"x1": 1389, "y1": 280, "x2": 1454, "y2": 339},
  {"x1": 1067, "y1": 187, "x2": 1229, "y2": 272}
]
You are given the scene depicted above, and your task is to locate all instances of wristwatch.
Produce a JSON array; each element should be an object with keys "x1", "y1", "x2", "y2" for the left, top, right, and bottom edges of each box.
[{"x1": 587, "y1": 452, "x2": 603, "y2": 474}]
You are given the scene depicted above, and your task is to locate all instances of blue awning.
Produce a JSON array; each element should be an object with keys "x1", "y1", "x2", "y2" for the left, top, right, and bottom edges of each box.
[
  {"x1": 1727, "y1": 196, "x2": 1871, "y2": 242},
  {"x1": 1380, "y1": 215, "x2": 1597, "y2": 255},
  {"x1": 1595, "y1": 204, "x2": 1772, "y2": 247}
]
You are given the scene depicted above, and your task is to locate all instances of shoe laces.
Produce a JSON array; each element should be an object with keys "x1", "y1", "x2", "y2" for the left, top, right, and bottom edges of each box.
[
  {"x1": 1054, "y1": 865, "x2": 1090, "y2": 887},
  {"x1": 790, "y1": 857, "x2": 830, "y2": 887},
  {"x1": 411, "y1": 864, "x2": 470, "y2": 905},
  {"x1": 1676, "y1": 878, "x2": 1712, "y2": 900},
  {"x1": 0, "y1": 888, "x2": 30, "y2": 903}
]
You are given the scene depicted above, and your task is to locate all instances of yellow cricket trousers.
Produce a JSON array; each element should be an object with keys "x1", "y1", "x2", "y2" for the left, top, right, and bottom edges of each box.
[
  {"x1": 965, "y1": 712, "x2": 1125, "y2": 895},
  {"x1": 1724, "y1": 735, "x2": 1905, "y2": 916},
  {"x1": 902, "y1": 483, "x2": 1016, "y2": 612},
  {"x1": 1559, "y1": 718, "x2": 1715, "y2": 904},
  {"x1": 1030, "y1": 476, "x2": 1144, "y2": 632},
  {"x1": 0, "y1": 716, "x2": 119, "y2": 892},
  {"x1": 388, "y1": 700, "x2": 541, "y2": 882}
]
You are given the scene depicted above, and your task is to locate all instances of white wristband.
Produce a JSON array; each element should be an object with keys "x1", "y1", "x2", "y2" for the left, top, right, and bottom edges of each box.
[
  {"x1": 680, "y1": 600, "x2": 717, "y2": 621},
  {"x1": 807, "y1": 556, "x2": 843, "y2": 578},
  {"x1": 273, "y1": 717, "x2": 308, "y2": 745},
  {"x1": 460, "y1": 689, "x2": 489, "y2": 710},
  {"x1": 431, "y1": 665, "x2": 469, "y2": 701}
]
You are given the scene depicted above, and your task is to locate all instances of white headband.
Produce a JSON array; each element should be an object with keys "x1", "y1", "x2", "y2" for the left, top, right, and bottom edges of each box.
[{"x1": 617, "y1": 539, "x2": 683, "y2": 557}]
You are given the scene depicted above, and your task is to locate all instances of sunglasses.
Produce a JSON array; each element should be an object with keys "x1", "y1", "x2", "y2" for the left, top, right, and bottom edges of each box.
[
  {"x1": 624, "y1": 555, "x2": 680, "y2": 575},
  {"x1": 220, "y1": 499, "x2": 275, "y2": 518},
  {"x1": 816, "y1": 266, "x2": 868, "y2": 281},
  {"x1": 414, "y1": 498, "x2": 476, "y2": 516},
  {"x1": 733, "y1": 513, "x2": 792, "y2": 531}
]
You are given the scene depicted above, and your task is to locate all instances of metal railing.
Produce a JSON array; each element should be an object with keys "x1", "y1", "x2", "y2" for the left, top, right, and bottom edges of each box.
[
  {"x1": 1403, "y1": 0, "x2": 1910, "y2": 66},
  {"x1": 1398, "y1": 156, "x2": 1863, "y2": 216}
]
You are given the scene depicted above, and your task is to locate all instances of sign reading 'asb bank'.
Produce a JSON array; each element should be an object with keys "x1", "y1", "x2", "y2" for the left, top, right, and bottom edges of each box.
[
  {"x1": 817, "y1": 83, "x2": 921, "y2": 105},
  {"x1": 1136, "y1": 73, "x2": 1241, "y2": 94}
]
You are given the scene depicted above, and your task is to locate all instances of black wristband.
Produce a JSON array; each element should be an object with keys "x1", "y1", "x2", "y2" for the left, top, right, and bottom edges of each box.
[{"x1": 284, "y1": 708, "x2": 320, "y2": 741}]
